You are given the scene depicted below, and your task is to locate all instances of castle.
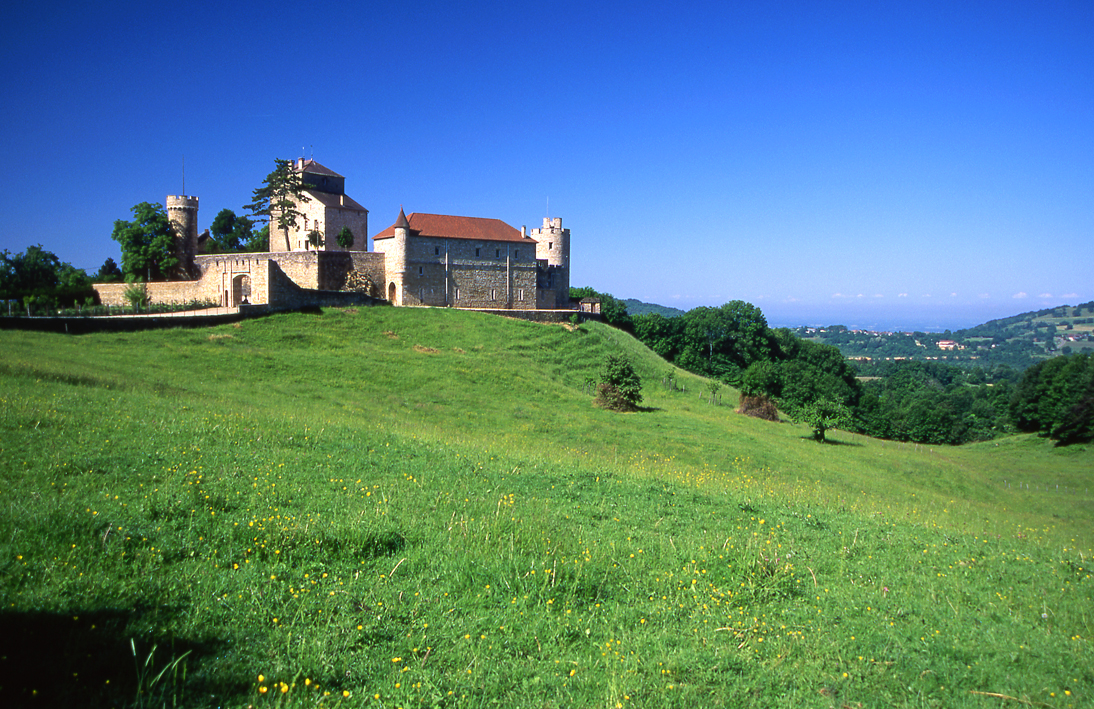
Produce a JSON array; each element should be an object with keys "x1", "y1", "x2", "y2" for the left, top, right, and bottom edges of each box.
[{"x1": 94, "y1": 159, "x2": 574, "y2": 313}]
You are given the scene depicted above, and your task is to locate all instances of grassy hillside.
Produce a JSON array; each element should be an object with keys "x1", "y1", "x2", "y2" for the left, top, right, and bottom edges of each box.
[{"x1": 1, "y1": 308, "x2": 1091, "y2": 708}]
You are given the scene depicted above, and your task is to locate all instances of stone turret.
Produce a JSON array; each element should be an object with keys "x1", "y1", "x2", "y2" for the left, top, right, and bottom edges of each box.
[
  {"x1": 532, "y1": 217, "x2": 570, "y2": 307},
  {"x1": 166, "y1": 195, "x2": 199, "y2": 279},
  {"x1": 387, "y1": 207, "x2": 410, "y2": 305}
]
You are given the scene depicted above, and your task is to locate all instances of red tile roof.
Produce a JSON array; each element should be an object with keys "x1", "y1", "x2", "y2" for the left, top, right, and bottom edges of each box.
[{"x1": 374, "y1": 212, "x2": 534, "y2": 243}]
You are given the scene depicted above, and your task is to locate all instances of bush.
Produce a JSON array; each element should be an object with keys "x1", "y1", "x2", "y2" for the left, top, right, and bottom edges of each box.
[
  {"x1": 596, "y1": 354, "x2": 642, "y2": 411},
  {"x1": 737, "y1": 395, "x2": 779, "y2": 422}
]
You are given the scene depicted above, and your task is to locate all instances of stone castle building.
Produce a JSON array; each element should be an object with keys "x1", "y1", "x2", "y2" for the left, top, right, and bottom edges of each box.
[{"x1": 94, "y1": 160, "x2": 573, "y2": 313}]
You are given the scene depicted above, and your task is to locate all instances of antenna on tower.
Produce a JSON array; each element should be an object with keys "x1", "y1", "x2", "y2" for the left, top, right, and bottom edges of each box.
[
  {"x1": 310, "y1": 145, "x2": 313, "y2": 160},
  {"x1": 182, "y1": 155, "x2": 185, "y2": 195}
]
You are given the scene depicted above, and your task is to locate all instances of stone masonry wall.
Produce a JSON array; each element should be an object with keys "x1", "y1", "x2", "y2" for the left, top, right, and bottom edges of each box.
[{"x1": 394, "y1": 235, "x2": 539, "y2": 308}]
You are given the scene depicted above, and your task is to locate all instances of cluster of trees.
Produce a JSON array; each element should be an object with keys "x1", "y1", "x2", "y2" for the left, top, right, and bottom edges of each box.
[
  {"x1": 852, "y1": 361, "x2": 1019, "y2": 445},
  {"x1": 621, "y1": 300, "x2": 860, "y2": 441},
  {"x1": 594, "y1": 291, "x2": 1091, "y2": 446},
  {"x1": 1011, "y1": 353, "x2": 1094, "y2": 445},
  {"x1": 0, "y1": 245, "x2": 95, "y2": 312}
]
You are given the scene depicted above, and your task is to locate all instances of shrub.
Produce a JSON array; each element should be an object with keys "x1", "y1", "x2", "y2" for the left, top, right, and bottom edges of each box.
[{"x1": 596, "y1": 354, "x2": 642, "y2": 411}]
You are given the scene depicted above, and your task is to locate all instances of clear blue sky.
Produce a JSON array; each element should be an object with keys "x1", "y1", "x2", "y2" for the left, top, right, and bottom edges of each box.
[{"x1": 2, "y1": 0, "x2": 1090, "y2": 331}]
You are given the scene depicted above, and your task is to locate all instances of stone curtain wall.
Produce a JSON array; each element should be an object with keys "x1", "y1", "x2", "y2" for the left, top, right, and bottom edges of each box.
[{"x1": 399, "y1": 236, "x2": 540, "y2": 309}]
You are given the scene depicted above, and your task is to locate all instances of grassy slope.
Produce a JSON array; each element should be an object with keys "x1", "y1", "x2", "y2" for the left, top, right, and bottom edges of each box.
[{"x1": 1, "y1": 307, "x2": 1091, "y2": 708}]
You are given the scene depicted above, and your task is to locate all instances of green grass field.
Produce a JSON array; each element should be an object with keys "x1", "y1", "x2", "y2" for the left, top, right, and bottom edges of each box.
[{"x1": 1, "y1": 307, "x2": 1091, "y2": 708}]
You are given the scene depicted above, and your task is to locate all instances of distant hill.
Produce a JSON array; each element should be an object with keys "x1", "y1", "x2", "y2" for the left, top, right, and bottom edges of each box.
[
  {"x1": 799, "y1": 301, "x2": 1094, "y2": 370},
  {"x1": 623, "y1": 298, "x2": 686, "y2": 318}
]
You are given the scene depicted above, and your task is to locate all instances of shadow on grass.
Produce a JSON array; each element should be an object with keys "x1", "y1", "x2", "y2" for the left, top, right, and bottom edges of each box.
[
  {"x1": 798, "y1": 435, "x2": 864, "y2": 447},
  {"x1": 0, "y1": 607, "x2": 241, "y2": 709}
]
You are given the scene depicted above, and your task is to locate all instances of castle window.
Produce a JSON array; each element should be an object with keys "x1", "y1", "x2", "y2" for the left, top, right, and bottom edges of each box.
[
  {"x1": 496, "y1": 248, "x2": 500, "y2": 258},
  {"x1": 435, "y1": 246, "x2": 440, "y2": 255},
  {"x1": 418, "y1": 266, "x2": 423, "y2": 275},
  {"x1": 490, "y1": 288, "x2": 496, "y2": 301},
  {"x1": 475, "y1": 248, "x2": 480, "y2": 257},
  {"x1": 518, "y1": 289, "x2": 524, "y2": 301},
  {"x1": 548, "y1": 242, "x2": 553, "y2": 250},
  {"x1": 514, "y1": 249, "x2": 519, "y2": 259}
]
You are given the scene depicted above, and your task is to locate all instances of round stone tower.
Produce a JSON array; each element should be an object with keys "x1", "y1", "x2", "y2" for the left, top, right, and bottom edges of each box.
[
  {"x1": 387, "y1": 207, "x2": 410, "y2": 305},
  {"x1": 166, "y1": 195, "x2": 199, "y2": 279},
  {"x1": 532, "y1": 217, "x2": 570, "y2": 307}
]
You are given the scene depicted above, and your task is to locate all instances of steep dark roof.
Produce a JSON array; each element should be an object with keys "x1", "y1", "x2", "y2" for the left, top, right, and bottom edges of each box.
[
  {"x1": 306, "y1": 190, "x2": 368, "y2": 213},
  {"x1": 374, "y1": 212, "x2": 534, "y2": 243},
  {"x1": 297, "y1": 159, "x2": 343, "y2": 178}
]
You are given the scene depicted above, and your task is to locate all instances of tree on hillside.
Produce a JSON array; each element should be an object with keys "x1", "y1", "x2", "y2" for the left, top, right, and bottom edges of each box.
[
  {"x1": 570, "y1": 287, "x2": 632, "y2": 330},
  {"x1": 111, "y1": 202, "x2": 178, "y2": 280},
  {"x1": 595, "y1": 354, "x2": 643, "y2": 411},
  {"x1": 678, "y1": 301, "x2": 773, "y2": 380},
  {"x1": 1011, "y1": 354, "x2": 1094, "y2": 444},
  {"x1": 245, "y1": 159, "x2": 310, "y2": 252},
  {"x1": 794, "y1": 397, "x2": 851, "y2": 443},
  {"x1": 633, "y1": 312, "x2": 684, "y2": 360}
]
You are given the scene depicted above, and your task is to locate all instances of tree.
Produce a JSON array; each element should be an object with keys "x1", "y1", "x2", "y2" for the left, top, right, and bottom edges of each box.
[
  {"x1": 209, "y1": 208, "x2": 256, "y2": 252},
  {"x1": 633, "y1": 312, "x2": 684, "y2": 360},
  {"x1": 242, "y1": 225, "x2": 269, "y2": 253},
  {"x1": 337, "y1": 226, "x2": 355, "y2": 249},
  {"x1": 245, "y1": 159, "x2": 310, "y2": 252},
  {"x1": 595, "y1": 354, "x2": 643, "y2": 411},
  {"x1": 794, "y1": 397, "x2": 851, "y2": 442},
  {"x1": 570, "y1": 287, "x2": 633, "y2": 330},
  {"x1": 1, "y1": 245, "x2": 94, "y2": 307},
  {"x1": 95, "y1": 257, "x2": 123, "y2": 283},
  {"x1": 123, "y1": 281, "x2": 148, "y2": 313},
  {"x1": 0, "y1": 245, "x2": 61, "y2": 300},
  {"x1": 111, "y1": 202, "x2": 178, "y2": 280},
  {"x1": 679, "y1": 301, "x2": 773, "y2": 380},
  {"x1": 307, "y1": 229, "x2": 324, "y2": 249}
]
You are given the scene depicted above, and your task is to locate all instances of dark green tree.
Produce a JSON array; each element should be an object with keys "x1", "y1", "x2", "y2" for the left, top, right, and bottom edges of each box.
[
  {"x1": 794, "y1": 397, "x2": 851, "y2": 442},
  {"x1": 95, "y1": 257, "x2": 123, "y2": 283},
  {"x1": 209, "y1": 208, "x2": 256, "y2": 252},
  {"x1": 245, "y1": 159, "x2": 310, "y2": 252},
  {"x1": 1, "y1": 245, "x2": 61, "y2": 299},
  {"x1": 110, "y1": 202, "x2": 178, "y2": 280},
  {"x1": 1, "y1": 245, "x2": 94, "y2": 307},
  {"x1": 570, "y1": 287, "x2": 633, "y2": 330},
  {"x1": 242, "y1": 225, "x2": 269, "y2": 253},
  {"x1": 307, "y1": 229, "x2": 325, "y2": 249},
  {"x1": 596, "y1": 354, "x2": 643, "y2": 411},
  {"x1": 337, "y1": 226, "x2": 355, "y2": 249},
  {"x1": 632, "y1": 312, "x2": 685, "y2": 360}
]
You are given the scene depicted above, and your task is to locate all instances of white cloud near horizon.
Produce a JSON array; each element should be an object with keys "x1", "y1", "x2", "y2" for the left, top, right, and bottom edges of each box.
[{"x1": 1014, "y1": 292, "x2": 1028, "y2": 298}]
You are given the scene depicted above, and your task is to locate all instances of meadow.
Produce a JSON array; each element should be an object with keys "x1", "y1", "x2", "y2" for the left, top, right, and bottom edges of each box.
[{"x1": 1, "y1": 307, "x2": 1091, "y2": 708}]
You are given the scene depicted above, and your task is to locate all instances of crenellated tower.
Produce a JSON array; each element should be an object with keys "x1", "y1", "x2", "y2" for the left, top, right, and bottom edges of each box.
[
  {"x1": 531, "y1": 217, "x2": 570, "y2": 307},
  {"x1": 166, "y1": 195, "x2": 199, "y2": 279}
]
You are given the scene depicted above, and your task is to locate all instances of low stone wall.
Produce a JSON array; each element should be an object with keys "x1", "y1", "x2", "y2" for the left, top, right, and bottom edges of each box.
[
  {"x1": 0, "y1": 307, "x2": 268, "y2": 334},
  {"x1": 93, "y1": 281, "x2": 204, "y2": 307},
  {"x1": 460, "y1": 307, "x2": 595, "y2": 324}
]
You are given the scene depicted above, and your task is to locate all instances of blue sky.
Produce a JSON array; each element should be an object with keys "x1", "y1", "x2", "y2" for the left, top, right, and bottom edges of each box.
[{"x1": 2, "y1": 0, "x2": 1091, "y2": 330}]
